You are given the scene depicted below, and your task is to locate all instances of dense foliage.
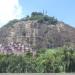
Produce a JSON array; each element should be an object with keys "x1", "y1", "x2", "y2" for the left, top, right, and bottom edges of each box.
[
  {"x1": 4, "y1": 19, "x2": 19, "y2": 28},
  {"x1": 4, "y1": 12, "x2": 58, "y2": 28},
  {"x1": 21, "y1": 12, "x2": 58, "y2": 25},
  {"x1": 0, "y1": 47, "x2": 75, "y2": 73}
]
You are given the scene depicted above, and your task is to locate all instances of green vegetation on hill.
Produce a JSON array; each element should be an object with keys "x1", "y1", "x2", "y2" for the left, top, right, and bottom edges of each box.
[
  {"x1": 21, "y1": 12, "x2": 58, "y2": 25},
  {"x1": 4, "y1": 19, "x2": 19, "y2": 28},
  {"x1": 4, "y1": 12, "x2": 58, "y2": 28},
  {"x1": 0, "y1": 47, "x2": 75, "y2": 73}
]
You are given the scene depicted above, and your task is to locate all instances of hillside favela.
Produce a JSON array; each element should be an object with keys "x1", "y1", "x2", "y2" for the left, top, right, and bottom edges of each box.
[{"x1": 0, "y1": 0, "x2": 75, "y2": 73}]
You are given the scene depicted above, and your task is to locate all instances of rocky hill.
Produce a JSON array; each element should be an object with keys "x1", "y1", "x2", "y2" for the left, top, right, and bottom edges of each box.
[{"x1": 0, "y1": 12, "x2": 75, "y2": 54}]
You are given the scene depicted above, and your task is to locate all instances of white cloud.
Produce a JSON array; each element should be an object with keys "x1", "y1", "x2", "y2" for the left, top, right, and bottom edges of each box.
[{"x1": 0, "y1": 0, "x2": 23, "y2": 27}]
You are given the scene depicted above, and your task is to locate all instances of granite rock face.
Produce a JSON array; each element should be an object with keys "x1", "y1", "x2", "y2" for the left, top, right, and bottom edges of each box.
[{"x1": 0, "y1": 20, "x2": 75, "y2": 54}]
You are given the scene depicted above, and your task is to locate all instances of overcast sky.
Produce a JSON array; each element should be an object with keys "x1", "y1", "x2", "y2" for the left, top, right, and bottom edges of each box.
[
  {"x1": 0, "y1": 0, "x2": 22, "y2": 27},
  {"x1": 0, "y1": 0, "x2": 75, "y2": 27}
]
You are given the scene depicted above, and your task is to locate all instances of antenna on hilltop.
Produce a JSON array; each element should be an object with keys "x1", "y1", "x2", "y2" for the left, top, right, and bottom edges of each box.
[
  {"x1": 45, "y1": 10, "x2": 47, "y2": 15},
  {"x1": 43, "y1": 10, "x2": 48, "y2": 15},
  {"x1": 43, "y1": 10, "x2": 44, "y2": 15}
]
